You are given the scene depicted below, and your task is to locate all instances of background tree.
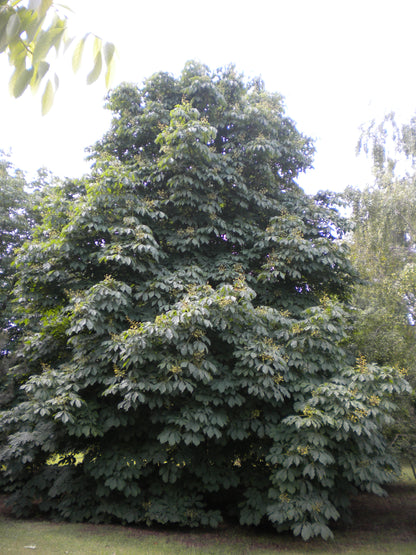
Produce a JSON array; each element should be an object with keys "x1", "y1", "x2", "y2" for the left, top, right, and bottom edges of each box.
[
  {"x1": 346, "y1": 113, "x2": 416, "y2": 472},
  {"x1": 0, "y1": 152, "x2": 38, "y2": 405},
  {"x1": 0, "y1": 0, "x2": 115, "y2": 113},
  {"x1": 0, "y1": 155, "x2": 57, "y2": 408},
  {"x1": 0, "y1": 63, "x2": 409, "y2": 540}
]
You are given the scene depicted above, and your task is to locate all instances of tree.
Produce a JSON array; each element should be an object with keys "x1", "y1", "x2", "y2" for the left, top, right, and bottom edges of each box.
[
  {"x1": 0, "y1": 63, "x2": 409, "y2": 540},
  {"x1": 0, "y1": 154, "x2": 33, "y2": 394},
  {"x1": 0, "y1": 154, "x2": 52, "y2": 408},
  {"x1": 346, "y1": 113, "x2": 416, "y2": 472},
  {"x1": 0, "y1": 153, "x2": 30, "y2": 408},
  {"x1": 0, "y1": 153, "x2": 30, "y2": 325},
  {"x1": 0, "y1": 0, "x2": 116, "y2": 113}
]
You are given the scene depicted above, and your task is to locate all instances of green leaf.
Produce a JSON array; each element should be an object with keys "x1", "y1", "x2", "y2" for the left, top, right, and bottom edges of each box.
[
  {"x1": 32, "y1": 26, "x2": 65, "y2": 65},
  {"x1": 301, "y1": 524, "x2": 312, "y2": 541},
  {"x1": 8, "y1": 67, "x2": 19, "y2": 96},
  {"x1": 0, "y1": 35, "x2": 9, "y2": 54},
  {"x1": 103, "y1": 42, "x2": 116, "y2": 87},
  {"x1": 12, "y1": 67, "x2": 34, "y2": 98},
  {"x1": 86, "y1": 50, "x2": 102, "y2": 85},
  {"x1": 37, "y1": 58, "x2": 51, "y2": 78},
  {"x1": 6, "y1": 13, "x2": 21, "y2": 41},
  {"x1": 25, "y1": 11, "x2": 45, "y2": 43},
  {"x1": 105, "y1": 57, "x2": 116, "y2": 88},
  {"x1": 38, "y1": 0, "x2": 53, "y2": 18},
  {"x1": 103, "y1": 41, "x2": 115, "y2": 66},
  {"x1": 8, "y1": 38, "x2": 27, "y2": 70},
  {"x1": 92, "y1": 36, "x2": 102, "y2": 58},
  {"x1": 41, "y1": 78, "x2": 54, "y2": 115},
  {"x1": 72, "y1": 35, "x2": 87, "y2": 73},
  {"x1": 30, "y1": 60, "x2": 49, "y2": 92}
]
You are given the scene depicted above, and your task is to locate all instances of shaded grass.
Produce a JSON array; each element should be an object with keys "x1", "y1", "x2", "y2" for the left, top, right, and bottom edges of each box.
[
  {"x1": 1, "y1": 511, "x2": 416, "y2": 555},
  {"x1": 1, "y1": 472, "x2": 416, "y2": 554}
]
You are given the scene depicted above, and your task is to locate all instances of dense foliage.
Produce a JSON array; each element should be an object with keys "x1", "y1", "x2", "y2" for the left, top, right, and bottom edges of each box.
[
  {"x1": 0, "y1": 154, "x2": 43, "y2": 407},
  {"x1": 0, "y1": 63, "x2": 410, "y2": 540},
  {"x1": 347, "y1": 113, "x2": 416, "y2": 472},
  {"x1": 0, "y1": 154, "x2": 29, "y2": 329}
]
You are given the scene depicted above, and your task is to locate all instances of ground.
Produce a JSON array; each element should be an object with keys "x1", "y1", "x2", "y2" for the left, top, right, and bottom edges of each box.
[{"x1": 1, "y1": 483, "x2": 416, "y2": 553}]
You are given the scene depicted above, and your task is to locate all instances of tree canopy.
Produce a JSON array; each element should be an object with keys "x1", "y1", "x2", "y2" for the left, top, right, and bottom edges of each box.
[
  {"x1": 0, "y1": 63, "x2": 409, "y2": 540},
  {"x1": 0, "y1": 153, "x2": 31, "y2": 325},
  {"x1": 0, "y1": 154, "x2": 55, "y2": 407},
  {"x1": 346, "y1": 113, "x2": 416, "y2": 471},
  {"x1": 0, "y1": 0, "x2": 115, "y2": 113}
]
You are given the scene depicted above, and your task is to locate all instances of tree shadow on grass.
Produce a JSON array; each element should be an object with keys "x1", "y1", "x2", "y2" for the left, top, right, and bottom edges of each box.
[{"x1": 1, "y1": 485, "x2": 416, "y2": 553}]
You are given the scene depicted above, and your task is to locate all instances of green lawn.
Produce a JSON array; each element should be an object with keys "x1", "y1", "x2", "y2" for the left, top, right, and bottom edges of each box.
[{"x1": 1, "y1": 472, "x2": 416, "y2": 554}]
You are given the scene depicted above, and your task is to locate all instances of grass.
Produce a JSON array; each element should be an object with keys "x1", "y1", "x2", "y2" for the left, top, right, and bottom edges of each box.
[
  {"x1": 398, "y1": 464, "x2": 416, "y2": 483},
  {"x1": 1, "y1": 471, "x2": 416, "y2": 554}
]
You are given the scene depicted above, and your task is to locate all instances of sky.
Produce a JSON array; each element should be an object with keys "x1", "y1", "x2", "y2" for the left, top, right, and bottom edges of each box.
[{"x1": 1, "y1": 0, "x2": 416, "y2": 194}]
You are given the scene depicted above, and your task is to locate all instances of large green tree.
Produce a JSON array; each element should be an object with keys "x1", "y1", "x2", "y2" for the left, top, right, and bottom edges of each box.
[
  {"x1": 346, "y1": 113, "x2": 416, "y2": 471},
  {"x1": 0, "y1": 63, "x2": 409, "y2": 540}
]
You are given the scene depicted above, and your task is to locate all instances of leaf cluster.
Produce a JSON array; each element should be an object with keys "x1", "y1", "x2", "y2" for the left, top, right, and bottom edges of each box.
[{"x1": 0, "y1": 1, "x2": 116, "y2": 113}]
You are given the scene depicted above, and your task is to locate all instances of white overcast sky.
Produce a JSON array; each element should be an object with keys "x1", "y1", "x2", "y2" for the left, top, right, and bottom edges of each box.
[{"x1": 1, "y1": 0, "x2": 416, "y2": 194}]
